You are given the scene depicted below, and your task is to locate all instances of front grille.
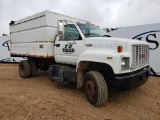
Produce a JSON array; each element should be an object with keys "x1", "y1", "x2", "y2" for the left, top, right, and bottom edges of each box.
[{"x1": 132, "y1": 45, "x2": 149, "y2": 69}]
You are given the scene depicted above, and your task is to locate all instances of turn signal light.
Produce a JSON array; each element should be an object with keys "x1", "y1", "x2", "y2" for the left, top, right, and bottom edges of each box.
[{"x1": 118, "y1": 46, "x2": 123, "y2": 52}]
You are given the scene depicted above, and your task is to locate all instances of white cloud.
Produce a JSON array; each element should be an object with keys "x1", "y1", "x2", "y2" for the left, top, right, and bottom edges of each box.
[{"x1": 0, "y1": 0, "x2": 160, "y2": 35}]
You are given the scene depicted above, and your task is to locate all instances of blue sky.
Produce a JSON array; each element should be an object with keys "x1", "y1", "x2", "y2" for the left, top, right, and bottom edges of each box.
[{"x1": 0, "y1": 0, "x2": 160, "y2": 35}]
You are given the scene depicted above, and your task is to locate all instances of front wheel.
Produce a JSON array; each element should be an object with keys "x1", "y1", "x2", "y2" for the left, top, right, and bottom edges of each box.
[{"x1": 84, "y1": 71, "x2": 108, "y2": 107}]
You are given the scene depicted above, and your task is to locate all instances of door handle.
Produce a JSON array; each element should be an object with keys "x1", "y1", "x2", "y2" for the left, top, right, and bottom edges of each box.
[{"x1": 55, "y1": 44, "x2": 60, "y2": 47}]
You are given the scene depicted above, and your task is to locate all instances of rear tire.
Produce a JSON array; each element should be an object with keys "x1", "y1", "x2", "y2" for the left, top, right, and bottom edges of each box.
[
  {"x1": 29, "y1": 60, "x2": 37, "y2": 77},
  {"x1": 84, "y1": 71, "x2": 108, "y2": 106},
  {"x1": 19, "y1": 60, "x2": 31, "y2": 78}
]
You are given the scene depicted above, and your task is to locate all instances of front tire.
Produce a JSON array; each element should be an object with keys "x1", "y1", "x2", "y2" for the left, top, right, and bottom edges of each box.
[
  {"x1": 84, "y1": 71, "x2": 108, "y2": 106},
  {"x1": 19, "y1": 60, "x2": 31, "y2": 78}
]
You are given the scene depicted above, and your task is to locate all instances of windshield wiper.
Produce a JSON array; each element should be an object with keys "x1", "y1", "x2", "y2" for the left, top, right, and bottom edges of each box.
[
  {"x1": 85, "y1": 34, "x2": 103, "y2": 37},
  {"x1": 84, "y1": 34, "x2": 94, "y2": 37},
  {"x1": 103, "y1": 35, "x2": 111, "y2": 37}
]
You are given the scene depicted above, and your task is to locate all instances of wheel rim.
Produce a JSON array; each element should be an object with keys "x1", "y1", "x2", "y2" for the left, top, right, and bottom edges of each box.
[{"x1": 86, "y1": 79, "x2": 96, "y2": 99}]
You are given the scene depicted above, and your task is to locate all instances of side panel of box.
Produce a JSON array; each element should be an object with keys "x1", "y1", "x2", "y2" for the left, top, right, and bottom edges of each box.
[
  {"x1": 10, "y1": 15, "x2": 47, "y2": 33},
  {"x1": 11, "y1": 43, "x2": 54, "y2": 58},
  {"x1": 11, "y1": 27, "x2": 57, "y2": 44},
  {"x1": 10, "y1": 10, "x2": 87, "y2": 34}
]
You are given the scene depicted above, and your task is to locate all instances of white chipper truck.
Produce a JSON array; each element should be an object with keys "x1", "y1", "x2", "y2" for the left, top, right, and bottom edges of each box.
[{"x1": 10, "y1": 10, "x2": 150, "y2": 106}]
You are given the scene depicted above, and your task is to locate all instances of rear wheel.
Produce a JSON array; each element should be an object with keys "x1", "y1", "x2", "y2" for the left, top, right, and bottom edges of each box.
[
  {"x1": 19, "y1": 60, "x2": 31, "y2": 78},
  {"x1": 29, "y1": 60, "x2": 37, "y2": 77},
  {"x1": 84, "y1": 71, "x2": 108, "y2": 106}
]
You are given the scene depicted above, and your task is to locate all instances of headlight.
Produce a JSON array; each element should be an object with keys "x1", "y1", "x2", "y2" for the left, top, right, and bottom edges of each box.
[
  {"x1": 121, "y1": 57, "x2": 129, "y2": 71},
  {"x1": 121, "y1": 59, "x2": 126, "y2": 65}
]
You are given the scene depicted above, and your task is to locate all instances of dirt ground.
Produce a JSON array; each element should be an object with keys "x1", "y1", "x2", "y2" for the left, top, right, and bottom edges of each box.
[{"x1": 0, "y1": 63, "x2": 159, "y2": 120}]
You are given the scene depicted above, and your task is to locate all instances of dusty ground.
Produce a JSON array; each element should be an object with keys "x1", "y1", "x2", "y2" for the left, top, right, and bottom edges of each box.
[{"x1": 0, "y1": 63, "x2": 159, "y2": 120}]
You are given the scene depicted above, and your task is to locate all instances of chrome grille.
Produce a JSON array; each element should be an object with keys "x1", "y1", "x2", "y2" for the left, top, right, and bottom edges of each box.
[{"x1": 132, "y1": 45, "x2": 149, "y2": 69}]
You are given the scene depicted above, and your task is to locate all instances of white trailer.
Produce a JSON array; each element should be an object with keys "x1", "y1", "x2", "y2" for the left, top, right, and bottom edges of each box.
[
  {"x1": 0, "y1": 35, "x2": 26, "y2": 62},
  {"x1": 108, "y1": 23, "x2": 160, "y2": 76},
  {"x1": 10, "y1": 10, "x2": 150, "y2": 106}
]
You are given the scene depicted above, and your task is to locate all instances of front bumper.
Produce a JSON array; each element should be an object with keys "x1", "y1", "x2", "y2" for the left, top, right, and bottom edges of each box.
[{"x1": 115, "y1": 66, "x2": 151, "y2": 91}]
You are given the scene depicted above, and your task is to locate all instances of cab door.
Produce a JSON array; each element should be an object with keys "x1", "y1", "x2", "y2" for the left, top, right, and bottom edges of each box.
[{"x1": 54, "y1": 24, "x2": 85, "y2": 65}]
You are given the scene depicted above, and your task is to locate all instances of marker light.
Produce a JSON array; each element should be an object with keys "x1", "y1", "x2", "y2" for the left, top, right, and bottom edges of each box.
[{"x1": 118, "y1": 46, "x2": 123, "y2": 52}]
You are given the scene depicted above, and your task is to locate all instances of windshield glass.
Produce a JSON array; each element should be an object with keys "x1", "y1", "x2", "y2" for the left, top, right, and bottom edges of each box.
[{"x1": 78, "y1": 23, "x2": 109, "y2": 37}]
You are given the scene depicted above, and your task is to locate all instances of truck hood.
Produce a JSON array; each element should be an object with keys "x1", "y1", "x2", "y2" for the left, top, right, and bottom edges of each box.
[{"x1": 84, "y1": 37, "x2": 148, "y2": 52}]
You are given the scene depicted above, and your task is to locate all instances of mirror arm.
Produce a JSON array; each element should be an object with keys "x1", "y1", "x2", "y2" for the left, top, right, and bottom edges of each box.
[{"x1": 53, "y1": 35, "x2": 58, "y2": 46}]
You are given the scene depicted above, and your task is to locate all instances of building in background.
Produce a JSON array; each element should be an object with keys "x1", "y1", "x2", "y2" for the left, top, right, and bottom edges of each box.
[
  {"x1": 108, "y1": 23, "x2": 160, "y2": 76},
  {"x1": 0, "y1": 35, "x2": 26, "y2": 62}
]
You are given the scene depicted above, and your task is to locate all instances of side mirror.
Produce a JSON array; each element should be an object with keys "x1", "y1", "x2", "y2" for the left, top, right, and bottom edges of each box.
[{"x1": 57, "y1": 20, "x2": 64, "y2": 39}]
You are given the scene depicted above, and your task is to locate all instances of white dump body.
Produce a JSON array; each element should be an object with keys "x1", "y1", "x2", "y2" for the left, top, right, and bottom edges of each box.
[{"x1": 10, "y1": 10, "x2": 87, "y2": 58}]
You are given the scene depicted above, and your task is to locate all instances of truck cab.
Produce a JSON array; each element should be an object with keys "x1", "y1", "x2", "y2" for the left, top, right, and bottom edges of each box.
[{"x1": 49, "y1": 20, "x2": 150, "y2": 106}]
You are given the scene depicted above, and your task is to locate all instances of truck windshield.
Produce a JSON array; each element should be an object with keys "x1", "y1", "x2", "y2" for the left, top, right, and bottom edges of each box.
[{"x1": 78, "y1": 23, "x2": 110, "y2": 37}]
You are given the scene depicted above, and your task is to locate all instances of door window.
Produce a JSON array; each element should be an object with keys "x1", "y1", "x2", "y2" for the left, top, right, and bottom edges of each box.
[{"x1": 64, "y1": 24, "x2": 82, "y2": 40}]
